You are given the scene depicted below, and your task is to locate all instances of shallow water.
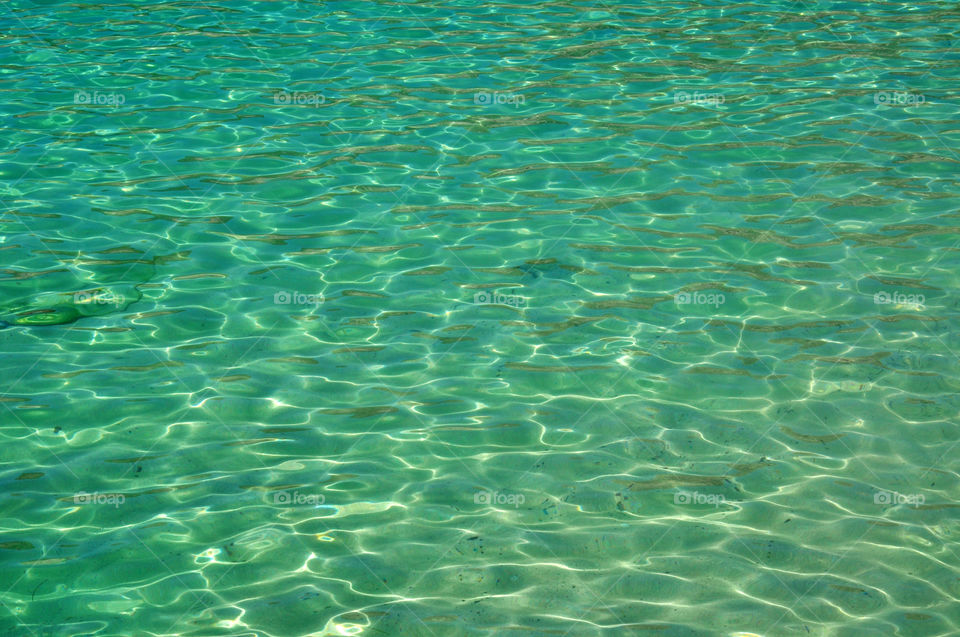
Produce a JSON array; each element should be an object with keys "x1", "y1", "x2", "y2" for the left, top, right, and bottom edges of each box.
[{"x1": 1, "y1": 0, "x2": 960, "y2": 635}]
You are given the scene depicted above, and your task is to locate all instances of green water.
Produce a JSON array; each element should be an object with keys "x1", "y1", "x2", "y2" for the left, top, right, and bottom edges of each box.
[{"x1": 2, "y1": 0, "x2": 960, "y2": 635}]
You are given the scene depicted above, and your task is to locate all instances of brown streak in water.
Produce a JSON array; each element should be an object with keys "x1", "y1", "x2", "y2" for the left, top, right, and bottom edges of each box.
[
  {"x1": 318, "y1": 406, "x2": 398, "y2": 418},
  {"x1": 404, "y1": 267, "x2": 451, "y2": 276},
  {"x1": 617, "y1": 459, "x2": 773, "y2": 492},
  {"x1": 110, "y1": 361, "x2": 184, "y2": 372},
  {"x1": 267, "y1": 357, "x2": 318, "y2": 365},
  {"x1": 218, "y1": 375, "x2": 250, "y2": 383},
  {"x1": 213, "y1": 230, "x2": 375, "y2": 245},
  {"x1": 504, "y1": 362, "x2": 610, "y2": 372},
  {"x1": 223, "y1": 438, "x2": 278, "y2": 447},
  {"x1": 780, "y1": 426, "x2": 847, "y2": 443},
  {"x1": 0, "y1": 268, "x2": 70, "y2": 281},
  {"x1": 525, "y1": 316, "x2": 609, "y2": 336},
  {"x1": 128, "y1": 310, "x2": 182, "y2": 320},
  {"x1": 788, "y1": 352, "x2": 892, "y2": 367},
  {"x1": 174, "y1": 340, "x2": 226, "y2": 351},
  {"x1": 42, "y1": 370, "x2": 97, "y2": 379},
  {"x1": 105, "y1": 455, "x2": 164, "y2": 464},
  {"x1": 582, "y1": 296, "x2": 673, "y2": 310},
  {"x1": 173, "y1": 273, "x2": 226, "y2": 280},
  {"x1": 706, "y1": 319, "x2": 852, "y2": 332},
  {"x1": 287, "y1": 243, "x2": 420, "y2": 255},
  {"x1": 571, "y1": 243, "x2": 696, "y2": 254}
]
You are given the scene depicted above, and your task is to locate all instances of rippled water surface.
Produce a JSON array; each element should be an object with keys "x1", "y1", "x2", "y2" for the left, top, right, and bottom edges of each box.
[{"x1": 2, "y1": 0, "x2": 960, "y2": 635}]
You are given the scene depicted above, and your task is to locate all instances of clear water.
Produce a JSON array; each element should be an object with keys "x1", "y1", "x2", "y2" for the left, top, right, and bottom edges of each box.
[{"x1": 1, "y1": 0, "x2": 959, "y2": 635}]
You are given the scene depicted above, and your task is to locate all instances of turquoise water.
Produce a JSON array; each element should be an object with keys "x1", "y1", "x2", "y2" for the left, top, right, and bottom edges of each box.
[{"x1": 2, "y1": 0, "x2": 960, "y2": 635}]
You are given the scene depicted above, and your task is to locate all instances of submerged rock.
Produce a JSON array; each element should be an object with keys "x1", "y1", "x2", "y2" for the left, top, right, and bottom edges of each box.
[{"x1": 1, "y1": 284, "x2": 143, "y2": 327}]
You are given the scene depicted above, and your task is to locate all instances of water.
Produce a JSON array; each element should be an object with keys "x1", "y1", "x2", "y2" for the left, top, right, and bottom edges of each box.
[{"x1": 1, "y1": 0, "x2": 959, "y2": 635}]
